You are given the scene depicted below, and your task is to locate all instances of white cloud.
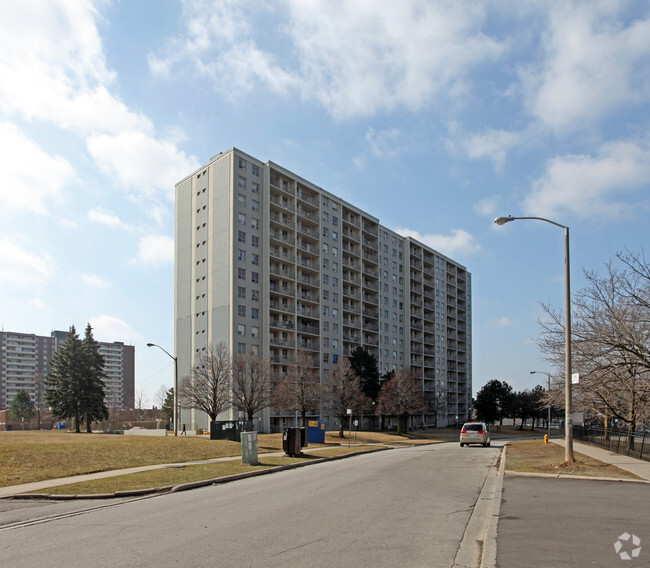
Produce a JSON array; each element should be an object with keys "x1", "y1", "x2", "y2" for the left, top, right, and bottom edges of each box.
[
  {"x1": 489, "y1": 317, "x2": 512, "y2": 328},
  {"x1": 81, "y1": 273, "x2": 111, "y2": 289},
  {"x1": 87, "y1": 131, "x2": 200, "y2": 198},
  {"x1": 523, "y1": 4, "x2": 650, "y2": 132},
  {"x1": 0, "y1": 1, "x2": 151, "y2": 136},
  {"x1": 523, "y1": 140, "x2": 650, "y2": 219},
  {"x1": 394, "y1": 227, "x2": 481, "y2": 257},
  {"x1": 0, "y1": 1, "x2": 196, "y2": 202},
  {"x1": 0, "y1": 123, "x2": 75, "y2": 214},
  {"x1": 28, "y1": 298, "x2": 51, "y2": 310},
  {"x1": 474, "y1": 195, "x2": 501, "y2": 217},
  {"x1": 151, "y1": 0, "x2": 504, "y2": 118},
  {"x1": 132, "y1": 234, "x2": 174, "y2": 266},
  {"x1": 88, "y1": 315, "x2": 140, "y2": 344},
  {"x1": 0, "y1": 238, "x2": 55, "y2": 287},
  {"x1": 365, "y1": 127, "x2": 402, "y2": 159},
  {"x1": 462, "y1": 129, "x2": 522, "y2": 172},
  {"x1": 87, "y1": 208, "x2": 125, "y2": 229}
]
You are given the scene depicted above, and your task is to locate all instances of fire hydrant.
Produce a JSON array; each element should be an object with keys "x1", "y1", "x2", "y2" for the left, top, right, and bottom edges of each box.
[{"x1": 544, "y1": 434, "x2": 549, "y2": 444}]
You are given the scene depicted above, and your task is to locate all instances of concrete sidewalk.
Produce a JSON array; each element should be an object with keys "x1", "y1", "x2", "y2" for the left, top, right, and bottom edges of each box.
[{"x1": 550, "y1": 438, "x2": 650, "y2": 481}]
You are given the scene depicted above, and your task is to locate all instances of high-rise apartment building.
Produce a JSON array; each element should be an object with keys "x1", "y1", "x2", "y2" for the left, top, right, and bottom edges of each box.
[
  {"x1": 175, "y1": 148, "x2": 471, "y2": 432},
  {"x1": 0, "y1": 330, "x2": 135, "y2": 410}
]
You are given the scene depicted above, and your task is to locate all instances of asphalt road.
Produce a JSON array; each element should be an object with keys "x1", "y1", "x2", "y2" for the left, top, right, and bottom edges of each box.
[
  {"x1": 497, "y1": 476, "x2": 649, "y2": 567},
  {"x1": 0, "y1": 443, "x2": 499, "y2": 568}
]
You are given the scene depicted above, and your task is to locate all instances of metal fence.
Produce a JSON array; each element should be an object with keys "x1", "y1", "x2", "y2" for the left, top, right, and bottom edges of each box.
[{"x1": 573, "y1": 425, "x2": 649, "y2": 462}]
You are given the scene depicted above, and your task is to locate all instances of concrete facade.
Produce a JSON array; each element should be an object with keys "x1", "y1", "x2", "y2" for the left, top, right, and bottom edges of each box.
[{"x1": 175, "y1": 148, "x2": 472, "y2": 432}]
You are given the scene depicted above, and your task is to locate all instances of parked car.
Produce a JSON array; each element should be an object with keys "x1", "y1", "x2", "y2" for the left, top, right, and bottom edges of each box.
[{"x1": 460, "y1": 422, "x2": 491, "y2": 447}]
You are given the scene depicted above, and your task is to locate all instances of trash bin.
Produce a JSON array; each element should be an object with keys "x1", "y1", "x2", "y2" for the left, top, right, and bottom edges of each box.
[
  {"x1": 283, "y1": 428, "x2": 303, "y2": 457},
  {"x1": 307, "y1": 420, "x2": 326, "y2": 444}
]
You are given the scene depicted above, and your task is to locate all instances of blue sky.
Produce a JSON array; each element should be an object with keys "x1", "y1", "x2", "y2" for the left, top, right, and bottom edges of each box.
[{"x1": 1, "y1": 1, "x2": 649, "y2": 405}]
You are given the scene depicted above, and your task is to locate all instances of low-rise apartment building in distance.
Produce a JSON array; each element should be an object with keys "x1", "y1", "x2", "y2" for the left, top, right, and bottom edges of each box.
[
  {"x1": 0, "y1": 330, "x2": 135, "y2": 412},
  {"x1": 175, "y1": 148, "x2": 472, "y2": 433}
]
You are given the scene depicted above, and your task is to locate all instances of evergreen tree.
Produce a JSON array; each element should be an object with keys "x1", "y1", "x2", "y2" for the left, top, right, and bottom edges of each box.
[
  {"x1": 46, "y1": 326, "x2": 85, "y2": 432},
  {"x1": 81, "y1": 324, "x2": 108, "y2": 432},
  {"x1": 45, "y1": 324, "x2": 107, "y2": 433},
  {"x1": 349, "y1": 347, "x2": 382, "y2": 401},
  {"x1": 162, "y1": 388, "x2": 174, "y2": 424},
  {"x1": 9, "y1": 390, "x2": 35, "y2": 429}
]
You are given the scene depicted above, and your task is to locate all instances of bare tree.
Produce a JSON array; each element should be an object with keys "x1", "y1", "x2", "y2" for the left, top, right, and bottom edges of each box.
[
  {"x1": 232, "y1": 351, "x2": 273, "y2": 422},
  {"x1": 324, "y1": 357, "x2": 368, "y2": 438},
  {"x1": 135, "y1": 388, "x2": 148, "y2": 421},
  {"x1": 376, "y1": 370, "x2": 425, "y2": 435},
  {"x1": 538, "y1": 254, "x2": 650, "y2": 447},
  {"x1": 179, "y1": 343, "x2": 232, "y2": 422},
  {"x1": 154, "y1": 384, "x2": 169, "y2": 411},
  {"x1": 272, "y1": 350, "x2": 320, "y2": 427},
  {"x1": 426, "y1": 390, "x2": 446, "y2": 428}
]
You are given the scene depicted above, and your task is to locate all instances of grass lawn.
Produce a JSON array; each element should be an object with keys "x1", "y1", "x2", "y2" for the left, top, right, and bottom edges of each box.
[
  {"x1": 32, "y1": 445, "x2": 383, "y2": 496},
  {"x1": 505, "y1": 439, "x2": 643, "y2": 480},
  {"x1": 1, "y1": 430, "x2": 423, "y2": 488}
]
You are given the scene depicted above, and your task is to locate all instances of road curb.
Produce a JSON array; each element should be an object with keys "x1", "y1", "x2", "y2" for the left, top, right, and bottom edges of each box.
[
  {"x1": 452, "y1": 445, "x2": 505, "y2": 568},
  {"x1": 3, "y1": 447, "x2": 391, "y2": 500}
]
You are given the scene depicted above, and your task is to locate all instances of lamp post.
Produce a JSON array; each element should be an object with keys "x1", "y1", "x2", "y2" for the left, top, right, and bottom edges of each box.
[
  {"x1": 147, "y1": 343, "x2": 178, "y2": 437},
  {"x1": 530, "y1": 371, "x2": 552, "y2": 440},
  {"x1": 494, "y1": 215, "x2": 574, "y2": 463}
]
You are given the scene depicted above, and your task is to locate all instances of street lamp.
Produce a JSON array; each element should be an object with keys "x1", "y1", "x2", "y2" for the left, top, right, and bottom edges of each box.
[
  {"x1": 494, "y1": 215, "x2": 574, "y2": 463},
  {"x1": 147, "y1": 343, "x2": 178, "y2": 437},
  {"x1": 530, "y1": 371, "x2": 552, "y2": 440}
]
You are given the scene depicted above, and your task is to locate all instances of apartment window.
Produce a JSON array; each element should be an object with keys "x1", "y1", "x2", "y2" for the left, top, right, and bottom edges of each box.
[
  {"x1": 252, "y1": 181, "x2": 259, "y2": 193},
  {"x1": 251, "y1": 272, "x2": 259, "y2": 283},
  {"x1": 332, "y1": 354, "x2": 338, "y2": 364},
  {"x1": 332, "y1": 247, "x2": 338, "y2": 257},
  {"x1": 322, "y1": 274, "x2": 329, "y2": 285},
  {"x1": 238, "y1": 268, "x2": 246, "y2": 280},
  {"x1": 323, "y1": 243, "x2": 329, "y2": 254},
  {"x1": 323, "y1": 290, "x2": 329, "y2": 300},
  {"x1": 238, "y1": 157, "x2": 246, "y2": 170},
  {"x1": 238, "y1": 231, "x2": 246, "y2": 243},
  {"x1": 251, "y1": 326, "x2": 259, "y2": 338},
  {"x1": 238, "y1": 176, "x2": 246, "y2": 189},
  {"x1": 322, "y1": 212, "x2": 329, "y2": 223},
  {"x1": 332, "y1": 308, "x2": 338, "y2": 318},
  {"x1": 238, "y1": 343, "x2": 246, "y2": 353},
  {"x1": 238, "y1": 305, "x2": 246, "y2": 317},
  {"x1": 251, "y1": 164, "x2": 260, "y2": 176},
  {"x1": 333, "y1": 277, "x2": 338, "y2": 287},
  {"x1": 238, "y1": 249, "x2": 246, "y2": 262},
  {"x1": 251, "y1": 290, "x2": 259, "y2": 301},
  {"x1": 323, "y1": 321, "x2": 329, "y2": 331},
  {"x1": 332, "y1": 262, "x2": 338, "y2": 271},
  {"x1": 251, "y1": 200, "x2": 259, "y2": 212},
  {"x1": 238, "y1": 286, "x2": 246, "y2": 299},
  {"x1": 251, "y1": 308, "x2": 259, "y2": 319},
  {"x1": 251, "y1": 253, "x2": 259, "y2": 265},
  {"x1": 332, "y1": 293, "x2": 338, "y2": 302},
  {"x1": 251, "y1": 235, "x2": 259, "y2": 247},
  {"x1": 238, "y1": 194, "x2": 246, "y2": 207},
  {"x1": 323, "y1": 353, "x2": 329, "y2": 363},
  {"x1": 323, "y1": 259, "x2": 329, "y2": 269},
  {"x1": 322, "y1": 196, "x2": 329, "y2": 206},
  {"x1": 237, "y1": 324, "x2": 246, "y2": 336},
  {"x1": 323, "y1": 306, "x2": 329, "y2": 316},
  {"x1": 332, "y1": 216, "x2": 338, "y2": 226},
  {"x1": 323, "y1": 337, "x2": 329, "y2": 347},
  {"x1": 333, "y1": 323, "x2": 338, "y2": 333},
  {"x1": 323, "y1": 227, "x2": 329, "y2": 238}
]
